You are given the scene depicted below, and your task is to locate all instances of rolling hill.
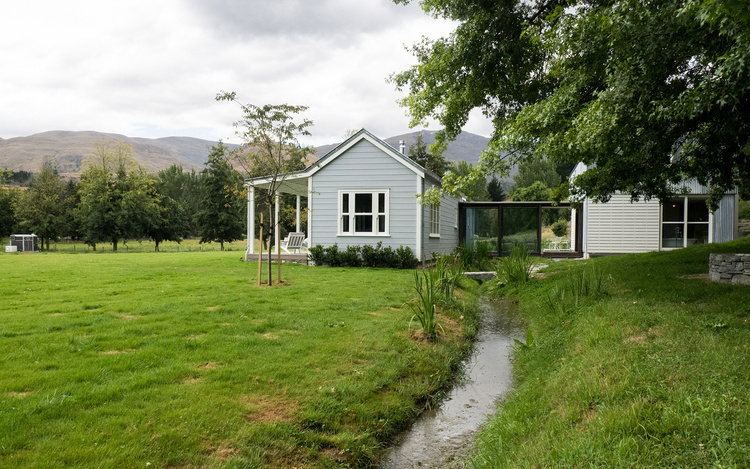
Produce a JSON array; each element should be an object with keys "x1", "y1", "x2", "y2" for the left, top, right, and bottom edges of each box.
[
  {"x1": 0, "y1": 131, "x2": 217, "y2": 178},
  {"x1": 0, "y1": 129, "x2": 514, "y2": 182}
]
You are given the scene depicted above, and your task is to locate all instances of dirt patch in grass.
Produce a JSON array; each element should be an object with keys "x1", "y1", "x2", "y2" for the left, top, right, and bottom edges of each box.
[
  {"x1": 207, "y1": 305, "x2": 221, "y2": 311},
  {"x1": 202, "y1": 362, "x2": 220, "y2": 370},
  {"x1": 574, "y1": 403, "x2": 599, "y2": 430},
  {"x1": 8, "y1": 388, "x2": 32, "y2": 398},
  {"x1": 243, "y1": 396, "x2": 299, "y2": 423},
  {"x1": 49, "y1": 313, "x2": 65, "y2": 317},
  {"x1": 263, "y1": 330, "x2": 301, "y2": 340},
  {"x1": 207, "y1": 441, "x2": 237, "y2": 460},
  {"x1": 408, "y1": 329, "x2": 432, "y2": 344},
  {"x1": 114, "y1": 313, "x2": 139, "y2": 320},
  {"x1": 101, "y1": 349, "x2": 135, "y2": 355},
  {"x1": 440, "y1": 314, "x2": 462, "y2": 337},
  {"x1": 624, "y1": 327, "x2": 663, "y2": 345},
  {"x1": 625, "y1": 332, "x2": 649, "y2": 344},
  {"x1": 409, "y1": 313, "x2": 462, "y2": 343},
  {"x1": 321, "y1": 447, "x2": 347, "y2": 463},
  {"x1": 183, "y1": 376, "x2": 202, "y2": 385}
]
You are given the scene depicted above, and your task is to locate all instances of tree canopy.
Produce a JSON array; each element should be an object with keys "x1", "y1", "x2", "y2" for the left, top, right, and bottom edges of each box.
[
  {"x1": 77, "y1": 141, "x2": 159, "y2": 251},
  {"x1": 15, "y1": 159, "x2": 66, "y2": 250},
  {"x1": 511, "y1": 156, "x2": 561, "y2": 196},
  {"x1": 392, "y1": 0, "x2": 750, "y2": 208},
  {"x1": 195, "y1": 142, "x2": 245, "y2": 251},
  {"x1": 487, "y1": 177, "x2": 506, "y2": 201},
  {"x1": 407, "y1": 133, "x2": 450, "y2": 176}
]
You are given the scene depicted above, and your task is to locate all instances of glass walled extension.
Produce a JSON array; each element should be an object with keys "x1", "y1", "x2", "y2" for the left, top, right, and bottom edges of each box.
[{"x1": 460, "y1": 202, "x2": 580, "y2": 257}]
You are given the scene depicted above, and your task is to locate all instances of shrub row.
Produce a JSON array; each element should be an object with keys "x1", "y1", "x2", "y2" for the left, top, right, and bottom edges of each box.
[{"x1": 308, "y1": 242, "x2": 418, "y2": 269}]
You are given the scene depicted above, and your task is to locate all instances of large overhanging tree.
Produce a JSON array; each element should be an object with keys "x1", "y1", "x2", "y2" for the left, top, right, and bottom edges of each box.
[{"x1": 392, "y1": 0, "x2": 750, "y2": 209}]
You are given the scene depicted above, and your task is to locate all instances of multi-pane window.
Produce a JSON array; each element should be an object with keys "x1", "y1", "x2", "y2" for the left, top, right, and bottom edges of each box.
[
  {"x1": 429, "y1": 204, "x2": 440, "y2": 237},
  {"x1": 339, "y1": 190, "x2": 388, "y2": 235},
  {"x1": 661, "y1": 197, "x2": 710, "y2": 248}
]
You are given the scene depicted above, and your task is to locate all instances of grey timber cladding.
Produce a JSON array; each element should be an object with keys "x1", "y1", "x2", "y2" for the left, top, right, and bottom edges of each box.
[
  {"x1": 585, "y1": 196, "x2": 661, "y2": 254},
  {"x1": 713, "y1": 194, "x2": 738, "y2": 243},
  {"x1": 309, "y1": 139, "x2": 419, "y2": 251},
  {"x1": 422, "y1": 180, "x2": 460, "y2": 259}
]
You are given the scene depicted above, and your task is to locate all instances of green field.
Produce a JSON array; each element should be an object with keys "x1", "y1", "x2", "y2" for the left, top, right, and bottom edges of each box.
[
  {"x1": 472, "y1": 236, "x2": 750, "y2": 467},
  {"x1": 3, "y1": 237, "x2": 254, "y2": 254},
  {"x1": 0, "y1": 251, "x2": 477, "y2": 468}
]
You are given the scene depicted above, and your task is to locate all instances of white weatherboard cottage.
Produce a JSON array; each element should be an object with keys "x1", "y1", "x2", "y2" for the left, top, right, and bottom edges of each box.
[
  {"x1": 571, "y1": 163, "x2": 739, "y2": 257},
  {"x1": 245, "y1": 129, "x2": 460, "y2": 262}
]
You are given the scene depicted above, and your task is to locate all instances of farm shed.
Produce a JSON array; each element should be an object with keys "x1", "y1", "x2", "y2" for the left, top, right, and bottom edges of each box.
[{"x1": 7, "y1": 234, "x2": 39, "y2": 252}]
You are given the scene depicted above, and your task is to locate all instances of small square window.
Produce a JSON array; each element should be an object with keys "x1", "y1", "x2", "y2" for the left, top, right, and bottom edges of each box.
[{"x1": 339, "y1": 190, "x2": 389, "y2": 236}]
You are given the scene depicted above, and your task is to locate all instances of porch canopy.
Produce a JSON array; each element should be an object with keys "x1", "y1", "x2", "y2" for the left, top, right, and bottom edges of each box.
[{"x1": 245, "y1": 171, "x2": 310, "y2": 258}]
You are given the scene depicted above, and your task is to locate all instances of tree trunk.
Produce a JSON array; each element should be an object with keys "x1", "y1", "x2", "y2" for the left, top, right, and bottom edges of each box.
[
  {"x1": 267, "y1": 207, "x2": 273, "y2": 286},
  {"x1": 112, "y1": 238, "x2": 118, "y2": 252},
  {"x1": 155, "y1": 241, "x2": 160, "y2": 252},
  {"x1": 45, "y1": 238, "x2": 50, "y2": 251},
  {"x1": 276, "y1": 218, "x2": 281, "y2": 284},
  {"x1": 221, "y1": 241, "x2": 225, "y2": 251},
  {"x1": 257, "y1": 213, "x2": 264, "y2": 286}
]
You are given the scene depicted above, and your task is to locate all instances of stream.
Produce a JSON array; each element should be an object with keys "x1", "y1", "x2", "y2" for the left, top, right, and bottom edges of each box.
[{"x1": 380, "y1": 299, "x2": 522, "y2": 468}]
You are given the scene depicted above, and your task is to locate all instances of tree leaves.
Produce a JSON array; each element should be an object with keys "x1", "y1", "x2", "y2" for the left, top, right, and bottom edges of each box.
[{"x1": 394, "y1": 0, "x2": 750, "y2": 209}]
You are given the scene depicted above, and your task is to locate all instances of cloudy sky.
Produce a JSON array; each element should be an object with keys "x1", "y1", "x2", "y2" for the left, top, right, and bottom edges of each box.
[{"x1": 0, "y1": 0, "x2": 492, "y2": 146}]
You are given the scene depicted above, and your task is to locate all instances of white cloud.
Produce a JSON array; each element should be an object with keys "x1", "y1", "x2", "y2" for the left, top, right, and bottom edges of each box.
[{"x1": 0, "y1": 0, "x2": 493, "y2": 146}]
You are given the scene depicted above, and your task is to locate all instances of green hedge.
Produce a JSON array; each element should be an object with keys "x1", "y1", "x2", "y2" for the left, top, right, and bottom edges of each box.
[{"x1": 308, "y1": 242, "x2": 418, "y2": 269}]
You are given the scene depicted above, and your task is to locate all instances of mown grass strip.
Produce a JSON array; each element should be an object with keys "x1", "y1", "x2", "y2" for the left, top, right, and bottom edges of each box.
[
  {"x1": 0, "y1": 251, "x2": 478, "y2": 468},
  {"x1": 472, "y1": 237, "x2": 750, "y2": 468}
]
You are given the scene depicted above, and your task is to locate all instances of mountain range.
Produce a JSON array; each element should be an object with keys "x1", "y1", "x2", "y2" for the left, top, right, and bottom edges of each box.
[{"x1": 0, "y1": 129, "x2": 514, "y2": 182}]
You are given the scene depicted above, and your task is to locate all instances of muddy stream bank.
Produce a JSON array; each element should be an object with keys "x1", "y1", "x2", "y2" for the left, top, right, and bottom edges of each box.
[{"x1": 380, "y1": 299, "x2": 522, "y2": 468}]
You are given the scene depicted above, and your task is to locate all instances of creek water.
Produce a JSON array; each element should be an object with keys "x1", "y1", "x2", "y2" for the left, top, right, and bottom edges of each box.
[{"x1": 380, "y1": 299, "x2": 523, "y2": 469}]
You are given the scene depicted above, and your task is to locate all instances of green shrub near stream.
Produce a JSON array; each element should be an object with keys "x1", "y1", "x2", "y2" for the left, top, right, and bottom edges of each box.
[{"x1": 471, "y1": 237, "x2": 750, "y2": 467}]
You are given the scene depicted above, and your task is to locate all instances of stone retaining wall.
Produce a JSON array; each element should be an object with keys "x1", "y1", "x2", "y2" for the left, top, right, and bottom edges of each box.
[
  {"x1": 739, "y1": 219, "x2": 750, "y2": 237},
  {"x1": 709, "y1": 253, "x2": 750, "y2": 285}
]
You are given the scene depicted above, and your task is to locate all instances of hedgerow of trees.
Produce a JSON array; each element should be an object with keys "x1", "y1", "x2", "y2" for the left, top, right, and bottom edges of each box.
[{"x1": 2, "y1": 139, "x2": 285, "y2": 251}]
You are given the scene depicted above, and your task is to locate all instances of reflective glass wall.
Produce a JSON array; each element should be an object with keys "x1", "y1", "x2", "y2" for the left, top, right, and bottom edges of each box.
[
  {"x1": 500, "y1": 206, "x2": 539, "y2": 255},
  {"x1": 464, "y1": 207, "x2": 499, "y2": 255}
]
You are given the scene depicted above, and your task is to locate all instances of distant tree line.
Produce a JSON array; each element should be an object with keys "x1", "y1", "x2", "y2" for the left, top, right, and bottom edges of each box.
[
  {"x1": 0, "y1": 141, "x2": 296, "y2": 251},
  {"x1": 0, "y1": 170, "x2": 34, "y2": 186}
]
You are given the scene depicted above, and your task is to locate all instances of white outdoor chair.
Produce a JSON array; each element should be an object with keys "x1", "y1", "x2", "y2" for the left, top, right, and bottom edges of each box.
[
  {"x1": 280, "y1": 232, "x2": 306, "y2": 253},
  {"x1": 548, "y1": 237, "x2": 562, "y2": 250}
]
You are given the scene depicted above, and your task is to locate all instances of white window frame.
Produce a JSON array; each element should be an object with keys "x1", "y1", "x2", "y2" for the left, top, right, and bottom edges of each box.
[
  {"x1": 660, "y1": 196, "x2": 712, "y2": 250},
  {"x1": 338, "y1": 189, "x2": 390, "y2": 236},
  {"x1": 429, "y1": 204, "x2": 440, "y2": 238}
]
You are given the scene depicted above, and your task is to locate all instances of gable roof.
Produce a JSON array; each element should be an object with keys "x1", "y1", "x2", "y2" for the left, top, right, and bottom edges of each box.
[
  {"x1": 309, "y1": 128, "x2": 426, "y2": 178},
  {"x1": 245, "y1": 128, "x2": 441, "y2": 194}
]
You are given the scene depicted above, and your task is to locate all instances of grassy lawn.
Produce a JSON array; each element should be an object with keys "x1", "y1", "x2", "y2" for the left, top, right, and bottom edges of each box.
[
  {"x1": 472, "y1": 236, "x2": 750, "y2": 467},
  {"x1": 0, "y1": 251, "x2": 477, "y2": 468}
]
